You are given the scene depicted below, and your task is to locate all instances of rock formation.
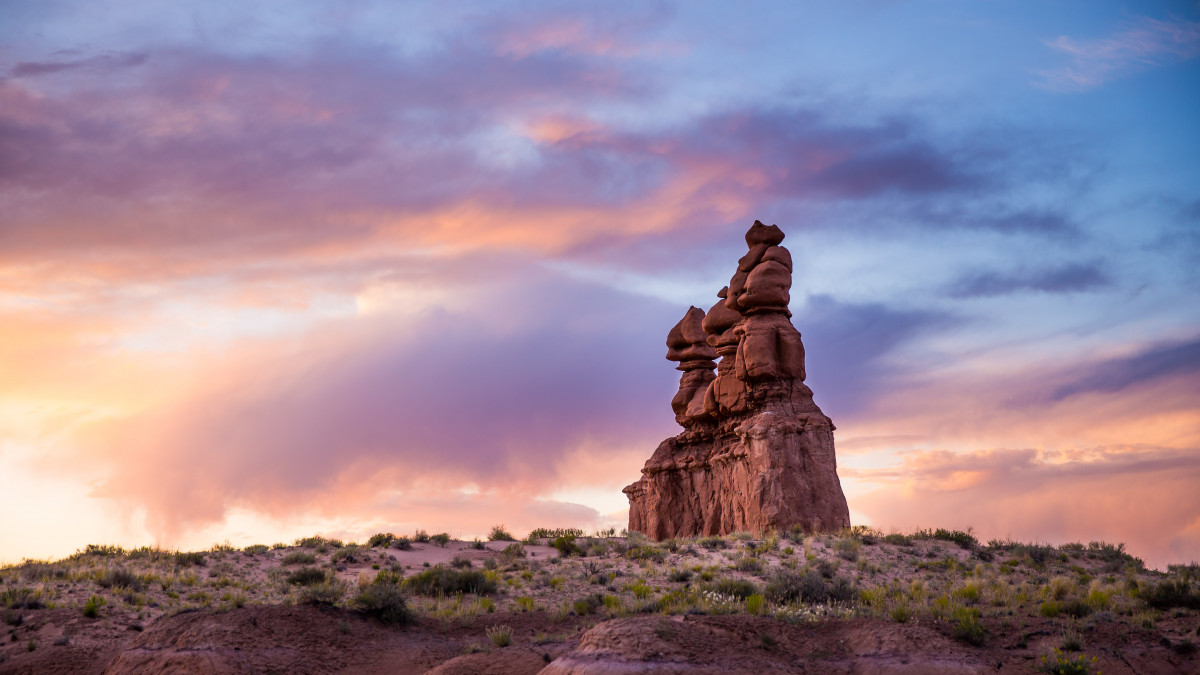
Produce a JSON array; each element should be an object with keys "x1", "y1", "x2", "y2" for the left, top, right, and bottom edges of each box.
[{"x1": 624, "y1": 221, "x2": 850, "y2": 538}]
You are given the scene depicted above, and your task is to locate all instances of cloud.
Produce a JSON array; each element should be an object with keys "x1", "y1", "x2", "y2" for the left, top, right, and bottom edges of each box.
[
  {"x1": 1037, "y1": 15, "x2": 1200, "y2": 92},
  {"x1": 9, "y1": 51, "x2": 148, "y2": 78},
  {"x1": 850, "y1": 445, "x2": 1200, "y2": 568},
  {"x1": 947, "y1": 261, "x2": 1111, "y2": 298},
  {"x1": 797, "y1": 295, "x2": 959, "y2": 417},
  {"x1": 1050, "y1": 337, "x2": 1200, "y2": 402},
  {"x1": 56, "y1": 263, "x2": 677, "y2": 542}
]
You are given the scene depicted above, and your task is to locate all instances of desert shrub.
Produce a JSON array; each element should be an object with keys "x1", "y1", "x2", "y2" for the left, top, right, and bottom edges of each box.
[
  {"x1": 83, "y1": 544, "x2": 125, "y2": 557},
  {"x1": 367, "y1": 533, "x2": 395, "y2": 548},
  {"x1": 300, "y1": 579, "x2": 346, "y2": 605},
  {"x1": 814, "y1": 558, "x2": 838, "y2": 579},
  {"x1": 450, "y1": 555, "x2": 474, "y2": 569},
  {"x1": 1038, "y1": 648, "x2": 1098, "y2": 675},
  {"x1": 553, "y1": 535, "x2": 582, "y2": 557},
  {"x1": 174, "y1": 551, "x2": 205, "y2": 567},
  {"x1": 413, "y1": 530, "x2": 430, "y2": 543},
  {"x1": 707, "y1": 578, "x2": 759, "y2": 600},
  {"x1": 1140, "y1": 578, "x2": 1200, "y2": 610},
  {"x1": 405, "y1": 565, "x2": 497, "y2": 596},
  {"x1": 1019, "y1": 544, "x2": 1061, "y2": 567},
  {"x1": 82, "y1": 594, "x2": 106, "y2": 618},
  {"x1": 528, "y1": 528, "x2": 584, "y2": 540},
  {"x1": 486, "y1": 624, "x2": 512, "y2": 647},
  {"x1": 765, "y1": 570, "x2": 855, "y2": 604},
  {"x1": 2, "y1": 588, "x2": 44, "y2": 610},
  {"x1": 354, "y1": 575, "x2": 411, "y2": 625},
  {"x1": 286, "y1": 567, "x2": 329, "y2": 586},
  {"x1": 572, "y1": 593, "x2": 605, "y2": 615},
  {"x1": 489, "y1": 525, "x2": 516, "y2": 541},
  {"x1": 1059, "y1": 598, "x2": 1092, "y2": 619},
  {"x1": 429, "y1": 533, "x2": 451, "y2": 547},
  {"x1": 890, "y1": 601, "x2": 912, "y2": 623},
  {"x1": 466, "y1": 538, "x2": 486, "y2": 550},
  {"x1": 733, "y1": 555, "x2": 764, "y2": 574},
  {"x1": 500, "y1": 542, "x2": 526, "y2": 562},
  {"x1": 834, "y1": 538, "x2": 861, "y2": 562},
  {"x1": 883, "y1": 533, "x2": 913, "y2": 546},
  {"x1": 97, "y1": 567, "x2": 142, "y2": 591},
  {"x1": 243, "y1": 544, "x2": 269, "y2": 555},
  {"x1": 745, "y1": 594, "x2": 765, "y2": 615},
  {"x1": 624, "y1": 544, "x2": 665, "y2": 563},
  {"x1": 668, "y1": 569, "x2": 693, "y2": 583},
  {"x1": 915, "y1": 528, "x2": 978, "y2": 550},
  {"x1": 17, "y1": 561, "x2": 56, "y2": 582},
  {"x1": 331, "y1": 545, "x2": 360, "y2": 563},
  {"x1": 1085, "y1": 541, "x2": 1143, "y2": 571},
  {"x1": 698, "y1": 536, "x2": 728, "y2": 550},
  {"x1": 281, "y1": 551, "x2": 316, "y2": 565},
  {"x1": 952, "y1": 606, "x2": 985, "y2": 646},
  {"x1": 391, "y1": 537, "x2": 413, "y2": 551}
]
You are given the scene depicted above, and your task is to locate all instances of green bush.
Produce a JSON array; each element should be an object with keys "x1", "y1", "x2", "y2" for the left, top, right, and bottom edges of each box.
[
  {"x1": 83, "y1": 594, "x2": 106, "y2": 618},
  {"x1": 354, "y1": 576, "x2": 411, "y2": 625},
  {"x1": 1140, "y1": 578, "x2": 1200, "y2": 610},
  {"x1": 528, "y1": 528, "x2": 584, "y2": 540},
  {"x1": 430, "y1": 533, "x2": 451, "y2": 547},
  {"x1": 299, "y1": 579, "x2": 346, "y2": 605},
  {"x1": 707, "y1": 578, "x2": 759, "y2": 600},
  {"x1": 952, "y1": 606, "x2": 985, "y2": 646},
  {"x1": 282, "y1": 551, "x2": 316, "y2": 565},
  {"x1": 1038, "y1": 648, "x2": 1098, "y2": 674},
  {"x1": 391, "y1": 537, "x2": 413, "y2": 551},
  {"x1": 765, "y1": 569, "x2": 856, "y2": 604},
  {"x1": 404, "y1": 565, "x2": 497, "y2": 596},
  {"x1": 331, "y1": 545, "x2": 359, "y2": 563},
  {"x1": 413, "y1": 530, "x2": 430, "y2": 543},
  {"x1": 488, "y1": 525, "x2": 516, "y2": 541},
  {"x1": 97, "y1": 568, "x2": 142, "y2": 591},
  {"x1": 698, "y1": 536, "x2": 728, "y2": 550},
  {"x1": 285, "y1": 567, "x2": 329, "y2": 586},
  {"x1": 486, "y1": 624, "x2": 512, "y2": 647},
  {"x1": 243, "y1": 544, "x2": 269, "y2": 555},
  {"x1": 174, "y1": 551, "x2": 205, "y2": 567},
  {"x1": 553, "y1": 535, "x2": 581, "y2": 557},
  {"x1": 367, "y1": 533, "x2": 395, "y2": 548},
  {"x1": 668, "y1": 569, "x2": 693, "y2": 583}
]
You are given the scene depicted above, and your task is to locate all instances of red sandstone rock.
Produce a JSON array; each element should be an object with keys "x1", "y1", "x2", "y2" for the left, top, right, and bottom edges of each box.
[
  {"x1": 666, "y1": 306, "x2": 717, "y2": 427},
  {"x1": 625, "y1": 221, "x2": 850, "y2": 537}
]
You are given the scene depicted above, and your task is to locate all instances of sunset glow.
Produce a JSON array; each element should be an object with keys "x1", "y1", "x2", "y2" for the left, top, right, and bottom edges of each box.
[{"x1": 1, "y1": 1, "x2": 1198, "y2": 569}]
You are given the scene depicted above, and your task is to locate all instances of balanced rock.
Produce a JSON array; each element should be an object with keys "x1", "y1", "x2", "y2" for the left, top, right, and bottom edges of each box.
[{"x1": 624, "y1": 221, "x2": 851, "y2": 538}]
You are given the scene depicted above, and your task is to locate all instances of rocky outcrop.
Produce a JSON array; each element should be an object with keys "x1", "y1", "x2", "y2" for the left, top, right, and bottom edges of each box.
[{"x1": 624, "y1": 221, "x2": 850, "y2": 538}]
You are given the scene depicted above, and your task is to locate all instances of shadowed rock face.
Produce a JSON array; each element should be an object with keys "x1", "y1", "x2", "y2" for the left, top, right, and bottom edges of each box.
[{"x1": 624, "y1": 221, "x2": 850, "y2": 538}]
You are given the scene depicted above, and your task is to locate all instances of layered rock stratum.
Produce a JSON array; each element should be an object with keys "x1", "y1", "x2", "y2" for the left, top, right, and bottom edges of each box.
[{"x1": 624, "y1": 221, "x2": 851, "y2": 538}]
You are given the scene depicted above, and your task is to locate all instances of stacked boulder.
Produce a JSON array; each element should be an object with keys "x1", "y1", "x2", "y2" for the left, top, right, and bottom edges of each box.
[{"x1": 624, "y1": 221, "x2": 851, "y2": 538}]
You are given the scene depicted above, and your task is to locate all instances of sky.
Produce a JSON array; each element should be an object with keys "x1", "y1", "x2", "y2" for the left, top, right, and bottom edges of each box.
[{"x1": 1, "y1": 0, "x2": 1198, "y2": 569}]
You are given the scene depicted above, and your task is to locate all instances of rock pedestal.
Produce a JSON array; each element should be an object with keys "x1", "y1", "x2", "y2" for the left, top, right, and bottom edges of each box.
[{"x1": 624, "y1": 221, "x2": 850, "y2": 538}]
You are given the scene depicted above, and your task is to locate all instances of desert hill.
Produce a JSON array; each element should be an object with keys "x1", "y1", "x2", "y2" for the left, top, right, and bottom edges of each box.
[{"x1": 1, "y1": 527, "x2": 1198, "y2": 673}]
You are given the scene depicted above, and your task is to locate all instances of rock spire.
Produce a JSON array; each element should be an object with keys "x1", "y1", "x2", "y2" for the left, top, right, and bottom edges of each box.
[{"x1": 624, "y1": 221, "x2": 851, "y2": 538}]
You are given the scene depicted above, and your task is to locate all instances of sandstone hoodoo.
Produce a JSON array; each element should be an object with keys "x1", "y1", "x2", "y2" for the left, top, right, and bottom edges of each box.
[{"x1": 624, "y1": 221, "x2": 851, "y2": 538}]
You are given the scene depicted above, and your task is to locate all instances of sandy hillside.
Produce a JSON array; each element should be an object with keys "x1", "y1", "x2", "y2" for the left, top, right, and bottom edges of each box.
[{"x1": 2, "y1": 527, "x2": 1197, "y2": 673}]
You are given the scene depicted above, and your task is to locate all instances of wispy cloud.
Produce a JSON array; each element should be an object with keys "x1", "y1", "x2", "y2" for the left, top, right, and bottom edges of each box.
[
  {"x1": 1037, "y1": 15, "x2": 1200, "y2": 92},
  {"x1": 946, "y1": 261, "x2": 1111, "y2": 298}
]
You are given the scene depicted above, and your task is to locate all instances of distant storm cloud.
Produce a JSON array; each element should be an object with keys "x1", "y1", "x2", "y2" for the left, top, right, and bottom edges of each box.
[
  {"x1": 947, "y1": 261, "x2": 1111, "y2": 298},
  {"x1": 1050, "y1": 337, "x2": 1200, "y2": 402}
]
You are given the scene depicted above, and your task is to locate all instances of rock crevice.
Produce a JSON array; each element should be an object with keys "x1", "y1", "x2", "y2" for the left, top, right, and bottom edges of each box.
[{"x1": 624, "y1": 221, "x2": 850, "y2": 538}]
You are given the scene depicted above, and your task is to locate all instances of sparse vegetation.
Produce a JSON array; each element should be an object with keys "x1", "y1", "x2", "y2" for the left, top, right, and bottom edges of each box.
[
  {"x1": 1, "y1": 526, "x2": 1191, "y2": 672},
  {"x1": 488, "y1": 525, "x2": 516, "y2": 541}
]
